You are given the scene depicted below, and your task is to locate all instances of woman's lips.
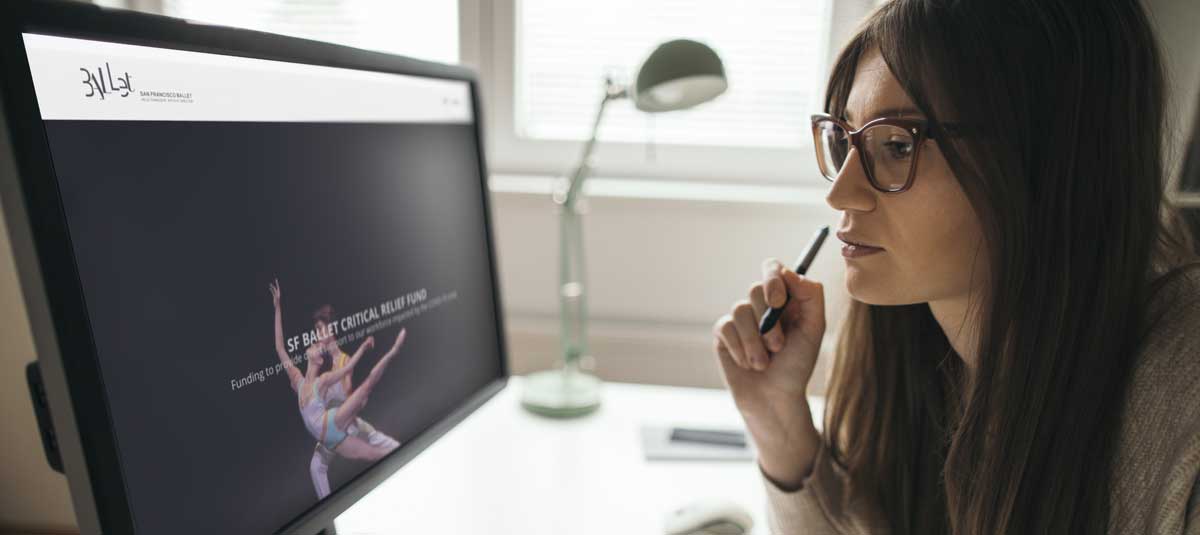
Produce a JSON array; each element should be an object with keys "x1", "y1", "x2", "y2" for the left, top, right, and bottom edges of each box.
[
  {"x1": 836, "y1": 230, "x2": 885, "y2": 256},
  {"x1": 835, "y1": 231, "x2": 883, "y2": 249},
  {"x1": 841, "y1": 243, "x2": 884, "y2": 258}
]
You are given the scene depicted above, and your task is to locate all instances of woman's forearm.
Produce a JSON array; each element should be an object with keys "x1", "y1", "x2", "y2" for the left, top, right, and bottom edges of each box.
[{"x1": 747, "y1": 399, "x2": 822, "y2": 491}]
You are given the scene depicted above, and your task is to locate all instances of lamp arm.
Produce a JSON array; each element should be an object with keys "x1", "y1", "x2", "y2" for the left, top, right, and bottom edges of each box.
[{"x1": 562, "y1": 78, "x2": 626, "y2": 208}]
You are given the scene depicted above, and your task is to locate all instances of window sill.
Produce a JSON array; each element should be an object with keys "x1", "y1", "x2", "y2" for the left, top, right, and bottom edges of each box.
[{"x1": 488, "y1": 174, "x2": 830, "y2": 206}]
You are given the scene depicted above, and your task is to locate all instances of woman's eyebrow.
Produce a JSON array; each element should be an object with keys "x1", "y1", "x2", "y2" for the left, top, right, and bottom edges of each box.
[{"x1": 842, "y1": 106, "x2": 925, "y2": 126}]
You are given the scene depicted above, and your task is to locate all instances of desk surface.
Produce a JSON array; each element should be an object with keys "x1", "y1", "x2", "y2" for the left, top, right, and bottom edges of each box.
[{"x1": 335, "y1": 376, "x2": 824, "y2": 535}]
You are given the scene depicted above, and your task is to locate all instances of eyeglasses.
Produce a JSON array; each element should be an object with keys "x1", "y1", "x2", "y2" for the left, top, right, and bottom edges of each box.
[{"x1": 811, "y1": 112, "x2": 958, "y2": 193}]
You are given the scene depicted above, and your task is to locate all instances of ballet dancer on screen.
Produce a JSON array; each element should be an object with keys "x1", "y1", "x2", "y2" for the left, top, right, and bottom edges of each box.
[
  {"x1": 307, "y1": 303, "x2": 402, "y2": 498},
  {"x1": 268, "y1": 278, "x2": 404, "y2": 496}
]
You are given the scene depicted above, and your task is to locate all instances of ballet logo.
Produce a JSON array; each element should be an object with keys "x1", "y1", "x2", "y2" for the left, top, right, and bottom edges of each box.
[{"x1": 79, "y1": 62, "x2": 133, "y2": 99}]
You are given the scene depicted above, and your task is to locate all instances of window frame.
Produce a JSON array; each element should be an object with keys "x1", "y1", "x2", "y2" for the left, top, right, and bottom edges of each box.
[{"x1": 462, "y1": 0, "x2": 879, "y2": 185}]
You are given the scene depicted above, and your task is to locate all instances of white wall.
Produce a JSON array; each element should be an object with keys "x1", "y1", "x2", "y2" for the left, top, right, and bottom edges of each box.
[{"x1": 491, "y1": 176, "x2": 848, "y2": 390}]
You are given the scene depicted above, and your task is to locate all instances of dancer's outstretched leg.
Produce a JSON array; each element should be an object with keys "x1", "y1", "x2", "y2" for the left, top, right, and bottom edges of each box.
[
  {"x1": 333, "y1": 328, "x2": 405, "y2": 431},
  {"x1": 355, "y1": 418, "x2": 400, "y2": 450},
  {"x1": 333, "y1": 434, "x2": 394, "y2": 461}
]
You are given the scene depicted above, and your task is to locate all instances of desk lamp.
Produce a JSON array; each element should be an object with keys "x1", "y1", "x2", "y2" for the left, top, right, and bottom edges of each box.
[{"x1": 521, "y1": 39, "x2": 728, "y2": 417}]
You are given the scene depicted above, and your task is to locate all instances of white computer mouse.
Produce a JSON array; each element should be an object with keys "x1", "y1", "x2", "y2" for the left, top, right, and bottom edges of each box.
[{"x1": 663, "y1": 499, "x2": 754, "y2": 535}]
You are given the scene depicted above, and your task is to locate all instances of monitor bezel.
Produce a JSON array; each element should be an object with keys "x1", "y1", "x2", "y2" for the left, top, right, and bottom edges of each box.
[{"x1": 0, "y1": 2, "x2": 511, "y2": 533}]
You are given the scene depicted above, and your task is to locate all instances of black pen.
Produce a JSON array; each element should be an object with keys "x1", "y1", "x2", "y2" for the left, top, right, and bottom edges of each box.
[{"x1": 757, "y1": 225, "x2": 830, "y2": 334}]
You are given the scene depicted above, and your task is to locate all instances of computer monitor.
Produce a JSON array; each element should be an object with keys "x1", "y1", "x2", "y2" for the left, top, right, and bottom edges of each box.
[{"x1": 0, "y1": 2, "x2": 509, "y2": 533}]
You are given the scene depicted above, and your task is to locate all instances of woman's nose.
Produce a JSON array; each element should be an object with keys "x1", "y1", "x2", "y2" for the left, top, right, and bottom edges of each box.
[{"x1": 825, "y1": 146, "x2": 877, "y2": 213}]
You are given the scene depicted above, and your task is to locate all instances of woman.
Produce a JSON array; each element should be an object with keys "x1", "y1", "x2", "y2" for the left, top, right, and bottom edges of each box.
[
  {"x1": 269, "y1": 279, "x2": 405, "y2": 463},
  {"x1": 713, "y1": 1, "x2": 1200, "y2": 534}
]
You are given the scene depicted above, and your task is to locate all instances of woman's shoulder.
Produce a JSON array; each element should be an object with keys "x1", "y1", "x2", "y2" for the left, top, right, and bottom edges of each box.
[
  {"x1": 1126, "y1": 262, "x2": 1200, "y2": 415},
  {"x1": 1109, "y1": 263, "x2": 1200, "y2": 533},
  {"x1": 1135, "y1": 262, "x2": 1200, "y2": 366}
]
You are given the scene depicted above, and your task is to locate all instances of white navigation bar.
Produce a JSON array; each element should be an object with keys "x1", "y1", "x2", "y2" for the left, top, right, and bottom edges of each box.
[{"x1": 22, "y1": 33, "x2": 472, "y2": 124}]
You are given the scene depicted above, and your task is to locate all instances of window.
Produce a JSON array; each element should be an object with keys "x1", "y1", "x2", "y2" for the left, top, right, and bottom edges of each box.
[
  {"x1": 516, "y1": 0, "x2": 830, "y2": 149},
  {"x1": 476, "y1": 0, "x2": 877, "y2": 184},
  {"x1": 157, "y1": 0, "x2": 458, "y2": 64}
]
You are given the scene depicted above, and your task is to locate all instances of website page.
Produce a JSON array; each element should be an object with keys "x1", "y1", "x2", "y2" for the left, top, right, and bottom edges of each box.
[{"x1": 23, "y1": 33, "x2": 503, "y2": 534}]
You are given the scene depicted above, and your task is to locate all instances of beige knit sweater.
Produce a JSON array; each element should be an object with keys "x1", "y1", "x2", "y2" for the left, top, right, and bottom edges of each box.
[{"x1": 762, "y1": 266, "x2": 1200, "y2": 534}]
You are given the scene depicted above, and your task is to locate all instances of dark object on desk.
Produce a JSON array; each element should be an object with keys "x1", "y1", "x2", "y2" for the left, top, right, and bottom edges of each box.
[
  {"x1": 669, "y1": 427, "x2": 748, "y2": 448},
  {"x1": 640, "y1": 425, "x2": 756, "y2": 461}
]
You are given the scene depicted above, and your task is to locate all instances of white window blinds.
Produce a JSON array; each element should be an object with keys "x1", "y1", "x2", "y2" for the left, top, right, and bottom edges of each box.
[
  {"x1": 515, "y1": 0, "x2": 831, "y2": 148},
  {"x1": 160, "y1": 0, "x2": 458, "y2": 64}
]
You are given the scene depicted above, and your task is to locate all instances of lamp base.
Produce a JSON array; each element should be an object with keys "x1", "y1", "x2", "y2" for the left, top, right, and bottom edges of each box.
[{"x1": 520, "y1": 368, "x2": 602, "y2": 418}]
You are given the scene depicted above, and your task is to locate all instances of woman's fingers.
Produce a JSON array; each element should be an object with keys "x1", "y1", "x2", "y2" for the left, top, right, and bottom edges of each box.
[
  {"x1": 713, "y1": 315, "x2": 748, "y2": 369},
  {"x1": 761, "y1": 258, "x2": 788, "y2": 308},
  {"x1": 748, "y1": 282, "x2": 784, "y2": 354},
  {"x1": 732, "y1": 301, "x2": 769, "y2": 371},
  {"x1": 715, "y1": 259, "x2": 826, "y2": 383},
  {"x1": 759, "y1": 260, "x2": 789, "y2": 352},
  {"x1": 713, "y1": 339, "x2": 746, "y2": 387},
  {"x1": 779, "y1": 270, "x2": 826, "y2": 339},
  {"x1": 748, "y1": 282, "x2": 767, "y2": 320}
]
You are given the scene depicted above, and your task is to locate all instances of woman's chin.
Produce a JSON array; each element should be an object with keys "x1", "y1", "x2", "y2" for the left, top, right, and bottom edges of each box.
[
  {"x1": 845, "y1": 274, "x2": 916, "y2": 306},
  {"x1": 845, "y1": 271, "x2": 877, "y2": 302}
]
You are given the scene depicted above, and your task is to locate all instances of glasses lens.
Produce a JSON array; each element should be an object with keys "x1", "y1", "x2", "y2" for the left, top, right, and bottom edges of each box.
[
  {"x1": 862, "y1": 124, "x2": 916, "y2": 191},
  {"x1": 814, "y1": 119, "x2": 848, "y2": 181}
]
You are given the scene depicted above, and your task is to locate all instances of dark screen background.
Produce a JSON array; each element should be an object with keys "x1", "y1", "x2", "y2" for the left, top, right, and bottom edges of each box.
[{"x1": 40, "y1": 120, "x2": 504, "y2": 534}]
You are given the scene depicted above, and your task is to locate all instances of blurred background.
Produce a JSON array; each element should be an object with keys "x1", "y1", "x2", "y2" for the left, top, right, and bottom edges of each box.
[{"x1": 2, "y1": 0, "x2": 1199, "y2": 531}]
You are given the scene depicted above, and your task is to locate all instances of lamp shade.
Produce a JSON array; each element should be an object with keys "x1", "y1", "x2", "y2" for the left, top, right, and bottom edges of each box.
[{"x1": 631, "y1": 39, "x2": 727, "y2": 113}]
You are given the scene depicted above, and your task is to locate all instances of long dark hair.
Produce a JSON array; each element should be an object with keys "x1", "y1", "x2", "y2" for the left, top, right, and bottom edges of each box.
[{"x1": 821, "y1": 1, "x2": 1200, "y2": 533}]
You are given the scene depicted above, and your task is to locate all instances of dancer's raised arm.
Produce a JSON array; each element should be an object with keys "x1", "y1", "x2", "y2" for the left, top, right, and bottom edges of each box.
[
  {"x1": 318, "y1": 335, "x2": 375, "y2": 391},
  {"x1": 269, "y1": 278, "x2": 303, "y2": 391}
]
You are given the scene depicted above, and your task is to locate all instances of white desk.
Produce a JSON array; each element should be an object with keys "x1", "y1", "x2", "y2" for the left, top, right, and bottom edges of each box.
[{"x1": 335, "y1": 376, "x2": 823, "y2": 535}]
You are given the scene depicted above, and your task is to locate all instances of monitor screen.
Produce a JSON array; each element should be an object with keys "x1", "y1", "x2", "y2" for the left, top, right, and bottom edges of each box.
[{"x1": 20, "y1": 32, "x2": 504, "y2": 533}]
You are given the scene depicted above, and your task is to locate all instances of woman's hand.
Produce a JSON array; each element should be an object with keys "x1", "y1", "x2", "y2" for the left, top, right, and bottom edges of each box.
[
  {"x1": 713, "y1": 258, "x2": 826, "y2": 490},
  {"x1": 361, "y1": 336, "x2": 376, "y2": 352},
  {"x1": 269, "y1": 278, "x2": 282, "y2": 309}
]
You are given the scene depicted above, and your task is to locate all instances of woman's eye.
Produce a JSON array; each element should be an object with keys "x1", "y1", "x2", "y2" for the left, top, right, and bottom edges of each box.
[{"x1": 883, "y1": 139, "x2": 913, "y2": 159}]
